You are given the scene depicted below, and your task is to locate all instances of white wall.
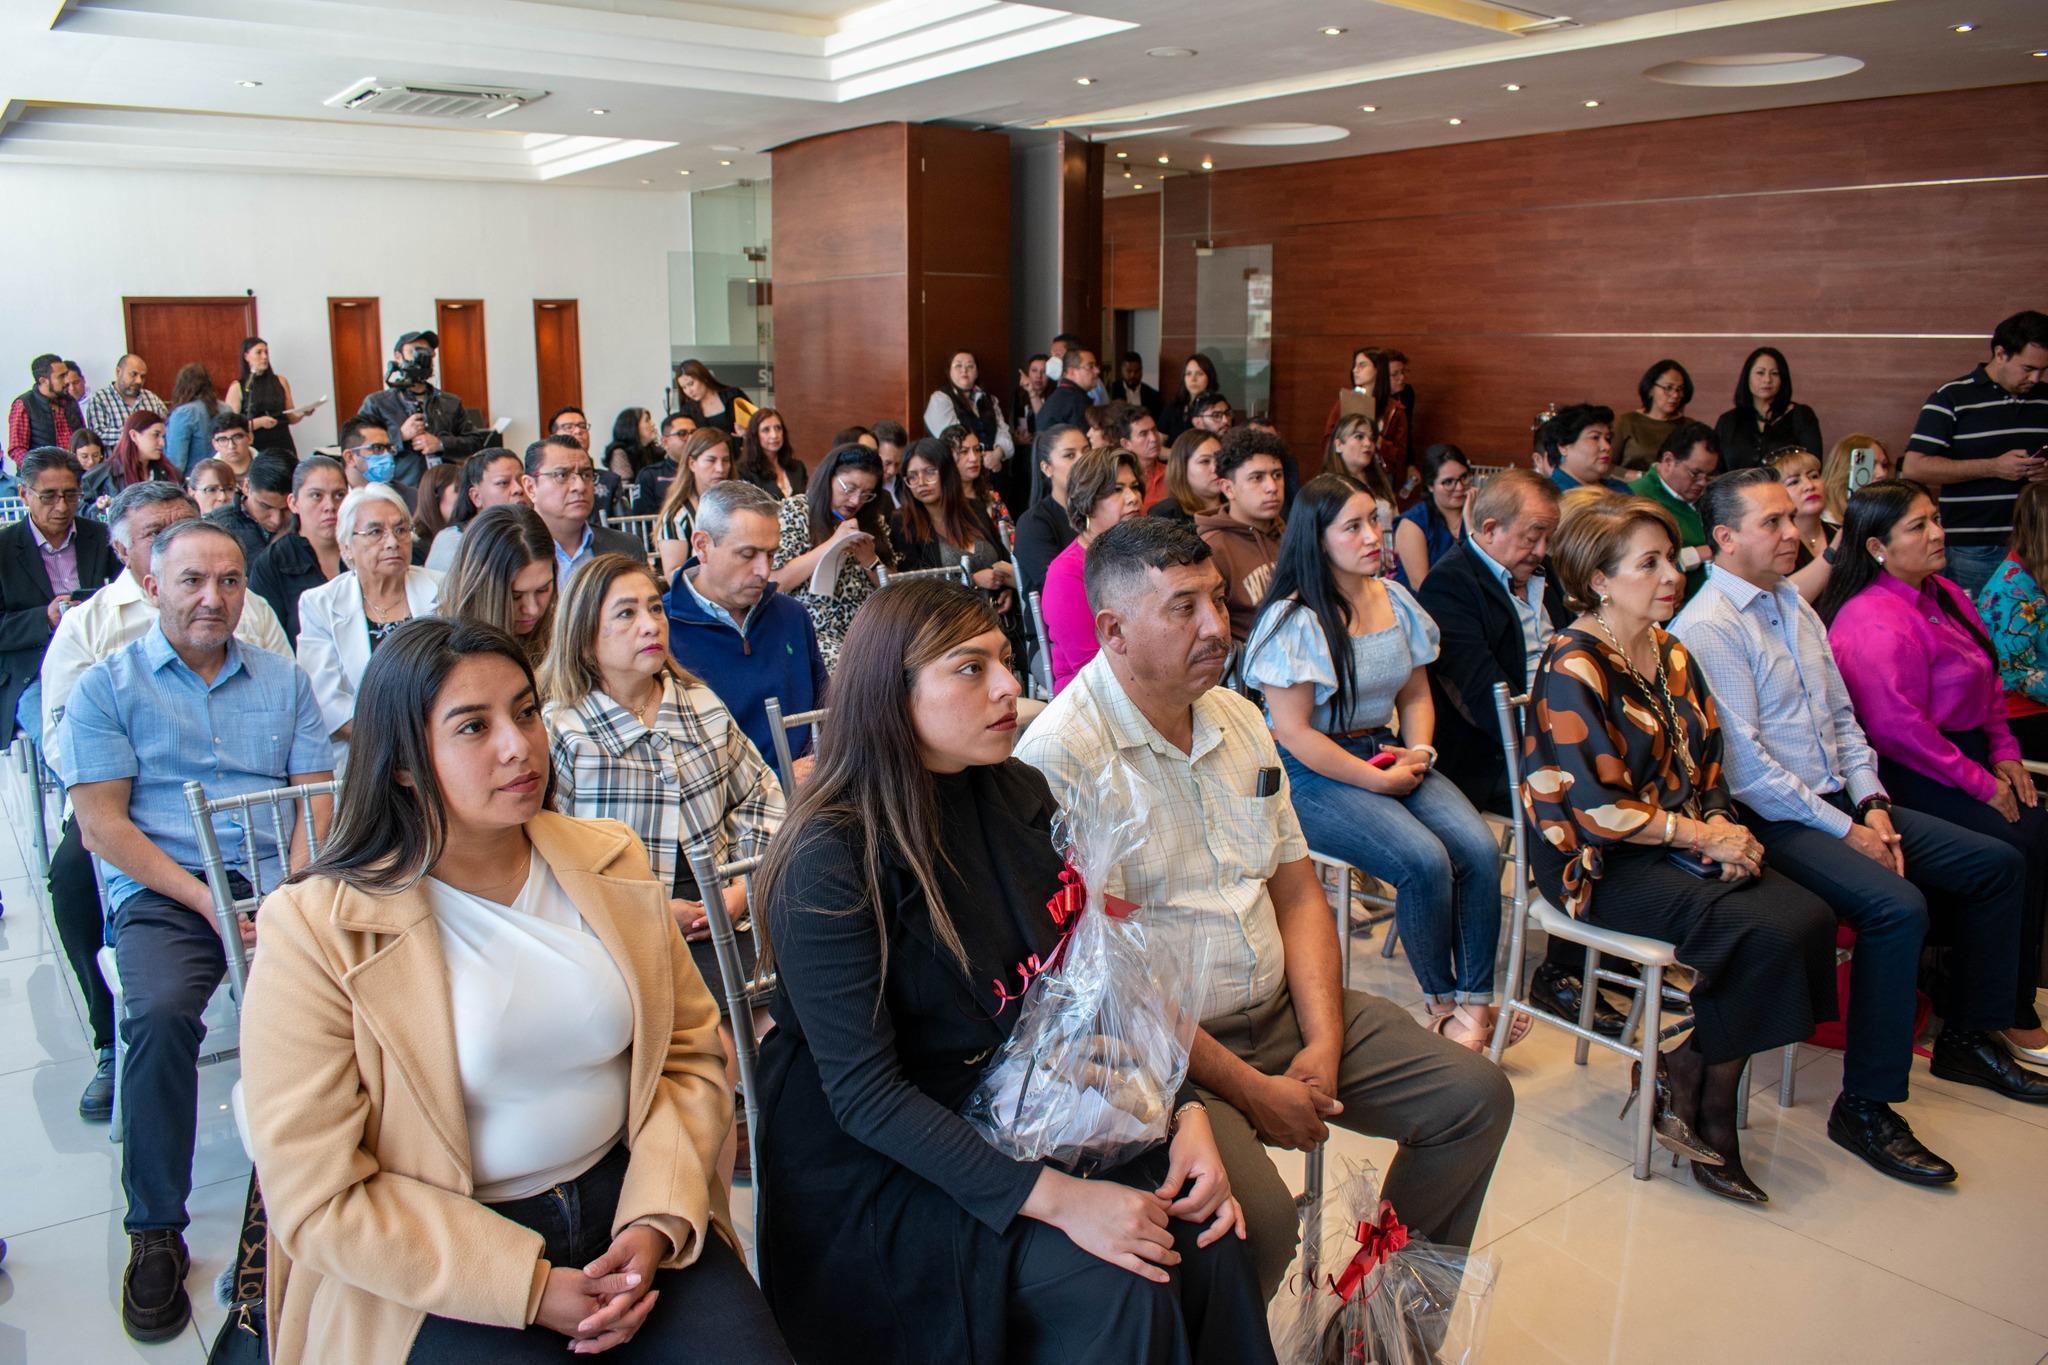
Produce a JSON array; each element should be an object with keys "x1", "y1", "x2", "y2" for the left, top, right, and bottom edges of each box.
[{"x1": 0, "y1": 164, "x2": 693, "y2": 452}]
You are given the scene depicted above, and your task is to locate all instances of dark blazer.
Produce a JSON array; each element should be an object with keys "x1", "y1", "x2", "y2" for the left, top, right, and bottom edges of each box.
[
  {"x1": 586, "y1": 524, "x2": 648, "y2": 562},
  {"x1": 1012, "y1": 494, "x2": 1075, "y2": 599},
  {"x1": 1416, "y1": 539, "x2": 1568, "y2": 815},
  {"x1": 249, "y1": 533, "x2": 334, "y2": 647},
  {"x1": 1110, "y1": 381, "x2": 1161, "y2": 419},
  {"x1": 1037, "y1": 379, "x2": 1091, "y2": 436},
  {"x1": 0, "y1": 515, "x2": 118, "y2": 730}
]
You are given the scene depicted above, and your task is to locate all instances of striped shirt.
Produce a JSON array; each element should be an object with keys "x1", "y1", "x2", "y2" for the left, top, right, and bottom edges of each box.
[
  {"x1": 1907, "y1": 365, "x2": 2048, "y2": 543},
  {"x1": 82, "y1": 385, "x2": 167, "y2": 445}
]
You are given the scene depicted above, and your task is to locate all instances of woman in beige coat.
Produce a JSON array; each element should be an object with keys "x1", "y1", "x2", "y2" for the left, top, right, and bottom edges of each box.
[{"x1": 241, "y1": 616, "x2": 792, "y2": 1363}]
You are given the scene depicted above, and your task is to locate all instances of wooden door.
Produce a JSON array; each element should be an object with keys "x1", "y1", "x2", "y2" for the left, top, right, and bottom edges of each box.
[
  {"x1": 327, "y1": 297, "x2": 384, "y2": 415},
  {"x1": 533, "y1": 300, "x2": 583, "y2": 424},
  {"x1": 433, "y1": 299, "x2": 489, "y2": 424},
  {"x1": 123, "y1": 296, "x2": 258, "y2": 399}
]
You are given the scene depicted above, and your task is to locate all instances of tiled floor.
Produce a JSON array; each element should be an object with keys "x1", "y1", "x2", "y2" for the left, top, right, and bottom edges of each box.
[{"x1": 3, "y1": 756, "x2": 2045, "y2": 1364}]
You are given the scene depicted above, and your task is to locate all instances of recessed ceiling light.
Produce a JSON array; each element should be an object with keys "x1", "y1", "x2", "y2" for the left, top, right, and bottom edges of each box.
[
  {"x1": 1502, "y1": 83, "x2": 1522, "y2": 91},
  {"x1": 2034, "y1": 48, "x2": 2047, "y2": 56},
  {"x1": 1115, "y1": 151, "x2": 1128, "y2": 159},
  {"x1": 1200, "y1": 159, "x2": 1214, "y2": 170},
  {"x1": 1320, "y1": 26, "x2": 1347, "y2": 36},
  {"x1": 710, "y1": 144, "x2": 741, "y2": 152},
  {"x1": 235, "y1": 79, "x2": 262, "y2": 88},
  {"x1": 1157, "y1": 154, "x2": 1170, "y2": 164},
  {"x1": 1146, "y1": 47, "x2": 1197, "y2": 59},
  {"x1": 1075, "y1": 76, "x2": 1095, "y2": 85},
  {"x1": 1446, "y1": 117, "x2": 1463, "y2": 125},
  {"x1": 1949, "y1": 22, "x2": 1975, "y2": 32},
  {"x1": 1359, "y1": 104, "x2": 1379, "y2": 113},
  {"x1": 590, "y1": 108, "x2": 609, "y2": 115},
  {"x1": 1583, "y1": 99, "x2": 1601, "y2": 107},
  {"x1": 678, "y1": 169, "x2": 692, "y2": 176},
  {"x1": 639, "y1": 178, "x2": 651, "y2": 185},
  {"x1": 1133, "y1": 182, "x2": 1145, "y2": 189},
  {"x1": 719, "y1": 159, "x2": 733, "y2": 166}
]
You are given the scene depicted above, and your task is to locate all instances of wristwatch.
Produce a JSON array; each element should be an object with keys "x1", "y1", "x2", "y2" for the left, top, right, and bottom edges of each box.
[{"x1": 1855, "y1": 796, "x2": 1893, "y2": 818}]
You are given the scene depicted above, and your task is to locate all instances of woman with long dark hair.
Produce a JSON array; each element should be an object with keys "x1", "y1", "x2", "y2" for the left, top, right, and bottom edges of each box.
[
  {"x1": 1612, "y1": 359, "x2": 1692, "y2": 473},
  {"x1": 891, "y1": 438, "x2": 1012, "y2": 598},
  {"x1": 1157, "y1": 353, "x2": 1223, "y2": 443},
  {"x1": 411, "y1": 463, "x2": 462, "y2": 563},
  {"x1": 1040, "y1": 449, "x2": 1142, "y2": 693},
  {"x1": 1146, "y1": 429, "x2": 1223, "y2": 529},
  {"x1": 923, "y1": 349, "x2": 1015, "y2": 472},
  {"x1": 1245, "y1": 474, "x2": 1512, "y2": 1050},
  {"x1": 1820, "y1": 479, "x2": 2048, "y2": 1059},
  {"x1": 1390, "y1": 443, "x2": 1471, "y2": 591},
  {"x1": 605, "y1": 407, "x2": 662, "y2": 481},
  {"x1": 426, "y1": 447, "x2": 530, "y2": 572},
  {"x1": 162, "y1": 363, "x2": 219, "y2": 477},
  {"x1": 444, "y1": 504, "x2": 559, "y2": 670},
  {"x1": 241, "y1": 617, "x2": 789, "y2": 1365},
  {"x1": 674, "y1": 359, "x2": 750, "y2": 437},
  {"x1": 1714, "y1": 346, "x2": 1822, "y2": 470},
  {"x1": 737, "y1": 407, "x2": 808, "y2": 499},
  {"x1": 750, "y1": 578, "x2": 1269, "y2": 1365},
  {"x1": 769, "y1": 443, "x2": 894, "y2": 670},
  {"x1": 222, "y1": 336, "x2": 318, "y2": 458},
  {"x1": 1321, "y1": 347, "x2": 1411, "y2": 499},
  {"x1": 82, "y1": 409, "x2": 171, "y2": 506},
  {"x1": 1327, "y1": 411, "x2": 1397, "y2": 536},
  {"x1": 656, "y1": 427, "x2": 736, "y2": 579},
  {"x1": 940, "y1": 422, "x2": 1014, "y2": 544}
]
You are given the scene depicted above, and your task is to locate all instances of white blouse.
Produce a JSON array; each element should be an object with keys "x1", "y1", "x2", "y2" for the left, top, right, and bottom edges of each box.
[{"x1": 424, "y1": 850, "x2": 634, "y2": 1201}]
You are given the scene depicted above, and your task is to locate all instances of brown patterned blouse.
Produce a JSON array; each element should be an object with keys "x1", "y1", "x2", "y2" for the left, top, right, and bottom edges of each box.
[{"x1": 1522, "y1": 625, "x2": 1732, "y2": 917}]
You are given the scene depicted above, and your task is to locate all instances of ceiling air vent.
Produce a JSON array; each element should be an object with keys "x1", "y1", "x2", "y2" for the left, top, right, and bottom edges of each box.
[{"x1": 324, "y1": 79, "x2": 548, "y2": 120}]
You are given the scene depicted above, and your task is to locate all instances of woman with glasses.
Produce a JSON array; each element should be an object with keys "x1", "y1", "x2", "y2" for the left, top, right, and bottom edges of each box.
[
  {"x1": 656, "y1": 428, "x2": 735, "y2": 580},
  {"x1": 891, "y1": 437, "x2": 1015, "y2": 605},
  {"x1": 1390, "y1": 444, "x2": 1472, "y2": 590},
  {"x1": 1612, "y1": 360, "x2": 1693, "y2": 474},
  {"x1": 297, "y1": 483, "x2": 443, "y2": 768},
  {"x1": 769, "y1": 444, "x2": 895, "y2": 671},
  {"x1": 184, "y1": 457, "x2": 238, "y2": 517}
]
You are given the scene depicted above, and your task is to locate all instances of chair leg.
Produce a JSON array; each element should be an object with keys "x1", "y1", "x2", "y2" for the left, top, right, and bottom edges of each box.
[
  {"x1": 1379, "y1": 915, "x2": 1400, "y2": 959},
  {"x1": 1574, "y1": 944, "x2": 1597, "y2": 1066},
  {"x1": 1633, "y1": 965, "x2": 1664, "y2": 1180},
  {"x1": 1339, "y1": 869, "x2": 1355, "y2": 987},
  {"x1": 1736, "y1": 1057, "x2": 1751, "y2": 1131},
  {"x1": 1779, "y1": 1042, "x2": 1799, "y2": 1108}
]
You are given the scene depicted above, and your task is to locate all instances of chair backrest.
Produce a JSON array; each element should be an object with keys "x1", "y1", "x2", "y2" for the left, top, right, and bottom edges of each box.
[
  {"x1": 0, "y1": 495, "x2": 26, "y2": 526},
  {"x1": 185, "y1": 778, "x2": 343, "y2": 1001},
  {"x1": 875, "y1": 555, "x2": 971, "y2": 589},
  {"x1": 605, "y1": 513, "x2": 660, "y2": 554},
  {"x1": 1490, "y1": 683, "x2": 1533, "y2": 903},
  {"x1": 1026, "y1": 589, "x2": 1054, "y2": 699},
  {"x1": 761, "y1": 696, "x2": 827, "y2": 796}
]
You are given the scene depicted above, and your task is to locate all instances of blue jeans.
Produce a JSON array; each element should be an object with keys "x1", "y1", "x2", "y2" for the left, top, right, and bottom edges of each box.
[
  {"x1": 1281, "y1": 732, "x2": 1503, "y2": 1005},
  {"x1": 1943, "y1": 543, "x2": 2007, "y2": 597}
]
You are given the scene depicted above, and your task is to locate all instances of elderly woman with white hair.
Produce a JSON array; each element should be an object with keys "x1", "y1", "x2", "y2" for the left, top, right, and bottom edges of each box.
[{"x1": 296, "y1": 483, "x2": 442, "y2": 766}]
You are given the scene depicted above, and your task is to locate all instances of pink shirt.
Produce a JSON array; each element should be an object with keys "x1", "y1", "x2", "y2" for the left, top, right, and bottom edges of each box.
[
  {"x1": 1827, "y1": 572, "x2": 2019, "y2": 801},
  {"x1": 1041, "y1": 537, "x2": 1097, "y2": 694}
]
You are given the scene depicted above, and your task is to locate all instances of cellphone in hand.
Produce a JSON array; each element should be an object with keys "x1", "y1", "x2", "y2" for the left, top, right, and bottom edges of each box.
[
  {"x1": 1369, "y1": 751, "x2": 1400, "y2": 770},
  {"x1": 1847, "y1": 446, "x2": 1879, "y2": 494}
]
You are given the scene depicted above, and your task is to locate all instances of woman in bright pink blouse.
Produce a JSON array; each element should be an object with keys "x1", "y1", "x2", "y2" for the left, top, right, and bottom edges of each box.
[
  {"x1": 1041, "y1": 448, "x2": 1142, "y2": 694},
  {"x1": 1819, "y1": 480, "x2": 2048, "y2": 1059}
]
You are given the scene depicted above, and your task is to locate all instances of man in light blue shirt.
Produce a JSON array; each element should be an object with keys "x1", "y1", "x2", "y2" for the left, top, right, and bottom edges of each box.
[
  {"x1": 1674, "y1": 467, "x2": 2046, "y2": 1189},
  {"x1": 61, "y1": 518, "x2": 332, "y2": 1342},
  {"x1": 520, "y1": 435, "x2": 643, "y2": 581}
]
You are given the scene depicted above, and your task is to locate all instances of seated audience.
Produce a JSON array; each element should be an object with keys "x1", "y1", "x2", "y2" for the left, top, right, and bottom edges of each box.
[
  {"x1": 1014, "y1": 424, "x2": 1085, "y2": 594},
  {"x1": 1147, "y1": 428, "x2": 1224, "y2": 530},
  {"x1": 1820, "y1": 432, "x2": 1895, "y2": 527},
  {"x1": 1627, "y1": 419, "x2": 1721, "y2": 599},
  {"x1": 737, "y1": 407, "x2": 808, "y2": 499},
  {"x1": 923, "y1": 349, "x2": 1016, "y2": 471},
  {"x1": 183, "y1": 457, "x2": 237, "y2": 518},
  {"x1": 1612, "y1": 359, "x2": 1693, "y2": 473},
  {"x1": 890, "y1": 437, "x2": 1014, "y2": 603},
  {"x1": 61, "y1": 517, "x2": 333, "y2": 1341},
  {"x1": 521, "y1": 435, "x2": 643, "y2": 581},
  {"x1": 9, "y1": 353, "x2": 83, "y2": 464},
  {"x1": 410, "y1": 462, "x2": 462, "y2": 563},
  {"x1": 1677, "y1": 468, "x2": 2046, "y2": 1185},
  {"x1": 296, "y1": 484, "x2": 442, "y2": 767},
  {"x1": 1976, "y1": 482, "x2": 2048, "y2": 761},
  {"x1": 1541, "y1": 402, "x2": 1629, "y2": 494},
  {"x1": 1390, "y1": 443, "x2": 1471, "y2": 590},
  {"x1": 1246, "y1": 475, "x2": 1513, "y2": 1051},
  {"x1": 756, "y1": 577, "x2": 1272, "y2": 1363},
  {"x1": 1524, "y1": 495, "x2": 1837, "y2": 1203},
  {"x1": 635, "y1": 410, "x2": 698, "y2": 514},
  {"x1": 543, "y1": 553, "x2": 784, "y2": 1179},
  {"x1": 82, "y1": 409, "x2": 171, "y2": 505},
  {"x1": 873, "y1": 419, "x2": 908, "y2": 508},
  {"x1": 241, "y1": 617, "x2": 788, "y2": 1365},
  {"x1": 205, "y1": 410, "x2": 256, "y2": 485},
  {"x1": 426, "y1": 447, "x2": 529, "y2": 573},
  {"x1": 674, "y1": 357, "x2": 751, "y2": 437},
  {"x1": 1018, "y1": 518, "x2": 1512, "y2": 1300},
  {"x1": 1321, "y1": 348, "x2": 1411, "y2": 499},
  {"x1": 656, "y1": 427, "x2": 736, "y2": 580},
  {"x1": 666, "y1": 480, "x2": 829, "y2": 777},
  {"x1": 83, "y1": 353, "x2": 166, "y2": 447},
  {"x1": 604, "y1": 405, "x2": 662, "y2": 480},
  {"x1": 443, "y1": 504, "x2": 558, "y2": 669},
  {"x1": 546, "y1": 407, "x2": 625, "y2": 523},
  {"x1": 337, "y1": 416, "x2": 416, "y2": 508},
  {"x1": 250, "y1": 455, "x2": 349, "y2": 645},
  {"x1": 1820, "y1": 480, "x2": 2048, "y2": 1061},
  {"x1": 941, "y1": 422, "x2": 1015, "y2": 542},
  {"x1": 1159, "y1": 352, "x2": 1223, "y2": 442},
  {"x1": 2, "y1": 448, "x2": 115, "y2": 748},
  {"x1": 1041, "y1": 448, "x2": 1142, "y2": 693},
  {"x1": 1902, "y1": 311, "x2": 2048, "y2": 596},
  {"x1": 1714, "y1": 345, "x2": 1822, "y2": 472},
  {"x1": 37, "y1": 484, "x2": 291, "y2": 1123},
  {"x1": 1771, "y1": 446, "x2": 1835, "y2": 600},
  {"x1": 161, "y1": 363, "x2": 218, "y2": 477},
  {"x1": 69, "y1": 426, "x2": 106, "y2": 474},
  {"x1": 1328, "y1": 413, "x2": 1398, "y2": 534},
  {"x1": 207, "y1": 450, "x2": 295, "y2": 564},
  {"x1": 832, "y1": 424, "x2": 877, "y2": 451},
  {"x1": 1196, "y1": 427, "x2": 1289, "y2": 644},
  {"x1": 770, "y1": 443, "x2": 894, "y2": 671},
  {"x1": 1188, "y1": 392, "x2": 1233, "y2": 438},
  {"x1": 1107, "y1": 400, "x2": 1167, "y2": 508}
]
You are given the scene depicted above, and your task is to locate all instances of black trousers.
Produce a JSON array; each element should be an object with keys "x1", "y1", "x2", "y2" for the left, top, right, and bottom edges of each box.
[
  {"x1": 407, "y1": 1144, "x2": 791, "y2": 1364},
  {"x1": 2009, "y1": 711, "x2": 2048, "y2": 766},
  {"x1": 1745, "y1": 794, "x2": 2024, "y2": 1102},
  {"x1": 49, "y1": 816, "x2": 115, "y2": 1054}
]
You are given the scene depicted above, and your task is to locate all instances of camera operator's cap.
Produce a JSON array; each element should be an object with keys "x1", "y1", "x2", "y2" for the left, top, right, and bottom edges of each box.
[{"x1": 395, "y1": 330, "x2": 439, "y2": 351}]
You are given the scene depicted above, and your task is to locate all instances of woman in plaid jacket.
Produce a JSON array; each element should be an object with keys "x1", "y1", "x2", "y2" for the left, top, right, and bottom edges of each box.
[{"x1": 543, "y1": 551, "x2": 785, "y2": 1182}]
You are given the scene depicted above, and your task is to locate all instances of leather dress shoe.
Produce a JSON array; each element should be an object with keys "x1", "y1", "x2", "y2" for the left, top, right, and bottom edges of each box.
[
  {"x1": 1930, "y1": 1030, "x2": 2048, "y2": 1104},
  {"x1": 1528, "y1": 962, "x2": 1626, "y2": 1037},
  {"x1": 79, "y1": 1050, "x2": 114, "y2": 1122},
  {"x1": 1827, "y1": 1096, "x2": 1957, "y2": 1184},
  {"x1": 122, "y1": 1229, "x2": 191, "y2": 1342}
]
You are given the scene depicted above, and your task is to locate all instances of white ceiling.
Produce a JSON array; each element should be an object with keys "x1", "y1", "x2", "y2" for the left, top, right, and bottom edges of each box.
[{"x1": 0, "y1": 0, "x2": 2041, "y2": 193}]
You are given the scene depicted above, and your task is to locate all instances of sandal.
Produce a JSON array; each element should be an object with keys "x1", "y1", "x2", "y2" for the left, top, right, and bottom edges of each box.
[{"x1": 1449, "y1": 1004, "x2": 1529, "y2": 1053}]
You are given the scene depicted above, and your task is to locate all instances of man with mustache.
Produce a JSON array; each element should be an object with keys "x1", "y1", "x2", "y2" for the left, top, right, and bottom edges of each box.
[
  {"x1": 60, "y1": 517, "x2": 332, "y2": 1342},
  {"x1": 1017, "y1": 517, "x2": 1512, "y2": 1303}
]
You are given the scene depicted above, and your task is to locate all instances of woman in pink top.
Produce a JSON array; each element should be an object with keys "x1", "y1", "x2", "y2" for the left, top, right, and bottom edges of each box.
[
  {"x1": 1820, "y1": 480, "x2": 2048, "y2": 1059},
  {"x1": 1040, "y1": 448, "x2": 1142, "y2": 693}
]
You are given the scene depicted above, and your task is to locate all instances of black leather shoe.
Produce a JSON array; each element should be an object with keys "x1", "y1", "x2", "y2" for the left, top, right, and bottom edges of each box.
[
  {"x1": 78, "y1": 1051, "x2": 114, "y2": 1122},
  {"x1": 1930, "y1": 1030, "x2": 2048, "y2": 1104},
  {"x1": 1529, "y1": 962, "x2": 1627, "y2": 1037},
  {"x1": 122, "y1": 1229, "x2": 190, "y2": 1342},
  {"x1": 1827, "y1": 1096, "x2": 1958, "y2": 1184}
]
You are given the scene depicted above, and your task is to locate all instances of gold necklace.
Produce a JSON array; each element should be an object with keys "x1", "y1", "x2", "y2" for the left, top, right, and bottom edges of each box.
[{"x1": 1590, "y1": 611, "x2": 1703, "y2": 809}]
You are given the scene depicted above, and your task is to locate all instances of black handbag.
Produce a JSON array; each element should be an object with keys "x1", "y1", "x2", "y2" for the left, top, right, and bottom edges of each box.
[{"x1": 205, "y1": 1170, "x2": 268, "y2": 1365}]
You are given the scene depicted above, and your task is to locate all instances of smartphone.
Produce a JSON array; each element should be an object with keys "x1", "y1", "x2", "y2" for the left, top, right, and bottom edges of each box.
[
  {"x1": 1847, "y1": 446, "x2": 1879, "y2": 494},
  {"x1": 1665, "y1": 849, "x2": 1720, "y2": 879},
  {"x1": 1368, "y1": 751, "x2": 1400, "y2": 770}
]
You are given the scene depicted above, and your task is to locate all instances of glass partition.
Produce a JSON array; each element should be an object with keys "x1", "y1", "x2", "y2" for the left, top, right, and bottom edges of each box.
[
  {"x1": 1193, "y1": 245, "x2": 1273, "y2": 422},
  {"x1": 668, "y1": 180, "x2": 774, "y2": 411}
]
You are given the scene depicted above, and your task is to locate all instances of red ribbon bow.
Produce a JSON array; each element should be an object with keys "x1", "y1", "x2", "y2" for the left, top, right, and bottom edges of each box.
[
  {"x1": 1331, "y1": 1201, "x2": 1410, "y2": 1305},
  {"x1": 991, "y1": 864, "x2": 1137, "y2": 1009}
]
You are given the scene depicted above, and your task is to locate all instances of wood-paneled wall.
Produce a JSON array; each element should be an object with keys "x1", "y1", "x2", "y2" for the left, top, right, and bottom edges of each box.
[
  {"x1": 772, "y1": 122, "x2": 1010, "y2": 451},
  {"x1": 1104, "y1": 191, "x2": 1161, "y2": 313},
  {"x1": 1159, "y1": 84, "x2": 2048, "y2": 475}
]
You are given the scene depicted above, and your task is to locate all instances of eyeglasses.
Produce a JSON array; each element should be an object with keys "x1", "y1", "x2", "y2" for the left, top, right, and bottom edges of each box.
[
  {"x1": 1435, "y1": 475, "x2": 1472, "y2": 489},
  {"x1": 554, "y1": 421, "x2": 591, "y2": 434},
  {"x1": 1651, "y1": 382, "x2": 1686, "y2": 396},
  {"x1": 834, "y1": 476, "x2": 877, "y2": 505},
  {"x1": 346, "y1": 442, "x2": 395, "y2": 457},
  {"x1": 30, "y1": 489, "x2": 81, "y2": 505},
  {"x1": 213, "y1": 431, "x2": 251, "y2": 444},
  {"x1": 351, "y1": 522, "x2": 414, "y2": 544},
  {"x1": 193, "y1": 484, "x2": 233, "y2": 497},
  {"x1": 903, "y1": 467, "x2": 941, "y2": 484},
  {"x1": 535, "y1": 466, "x2": 598, "y2": 486}
]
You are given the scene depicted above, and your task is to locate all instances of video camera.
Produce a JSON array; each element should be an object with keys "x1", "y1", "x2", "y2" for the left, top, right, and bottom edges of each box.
[{"x1": 386, "y1": 329, "x2": 439, "y2": 391}]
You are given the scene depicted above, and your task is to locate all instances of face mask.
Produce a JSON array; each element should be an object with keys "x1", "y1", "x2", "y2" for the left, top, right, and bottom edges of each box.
[
  {"x1": 364, "y1": 452, "x2": 396, "y2": 485},
  {"x1": 1045, "y1": 354, "x2": 1064, "y2": 384}
]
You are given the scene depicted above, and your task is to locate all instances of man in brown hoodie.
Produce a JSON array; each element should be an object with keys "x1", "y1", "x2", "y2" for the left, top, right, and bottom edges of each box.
[{"x1": 1196, "y1": 426, "x2": 1289, "y2": 643}]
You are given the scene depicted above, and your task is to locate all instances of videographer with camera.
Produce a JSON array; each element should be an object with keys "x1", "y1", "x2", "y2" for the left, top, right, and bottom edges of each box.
[{"x1": 352, "y1": 330, "x2": 486, "y2": 488}]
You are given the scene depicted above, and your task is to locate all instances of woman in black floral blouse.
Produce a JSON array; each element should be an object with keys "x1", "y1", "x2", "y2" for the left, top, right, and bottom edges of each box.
[
  {"x1": 770, "y1": 443, "x2": 897, "y2": 671},
  {"x1": 1524, "y1": 494, "x2": 1836, "y2": 1205}
]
